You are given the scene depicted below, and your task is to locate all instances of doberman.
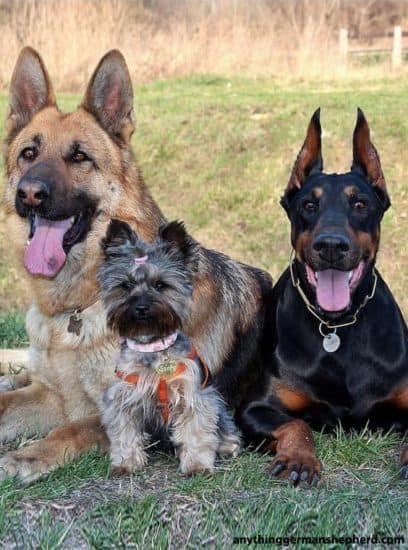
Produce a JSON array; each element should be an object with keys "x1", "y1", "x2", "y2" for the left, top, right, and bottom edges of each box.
[{"x1": 237, "y1": 108, "x2": 408, "y2": 486}]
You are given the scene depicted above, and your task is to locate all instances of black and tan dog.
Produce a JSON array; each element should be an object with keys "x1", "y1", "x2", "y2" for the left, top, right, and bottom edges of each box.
[
  {"x1": 0, "y1": 48, "x2": 271, "y2": 483},
  {"x1": 238, "y1": 109, "x2": 408, "y2": 485}
]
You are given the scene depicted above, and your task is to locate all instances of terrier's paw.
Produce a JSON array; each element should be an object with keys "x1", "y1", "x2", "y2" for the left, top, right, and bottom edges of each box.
[
  {"x1": 266, "y1": 451, "x2": 322, "y2": 487},
  {"x1": 110, "y1": 450, "x2": 147, "y2": 475},
  {"x1": 0, "y1": 451, "x2": 51, "y2": 485},
  {"x1": 218, "y1": 435, "x2": 241, "y2": 458},
  {"x1": 179, "y1": 451, "x2": 215, "y2": 476},
  {"x1": 180, "y1": 462, "x2": 214, "y2": 477}
]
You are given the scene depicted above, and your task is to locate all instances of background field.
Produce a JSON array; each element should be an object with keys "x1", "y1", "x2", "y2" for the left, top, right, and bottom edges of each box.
[{"x1": 0, "y1": 73, "x2": 407, "y2": 548}]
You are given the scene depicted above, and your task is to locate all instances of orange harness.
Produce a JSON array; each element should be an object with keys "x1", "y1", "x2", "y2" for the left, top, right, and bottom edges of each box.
[{"x1": 115, "y1": 347, "x2": 211, "y2": 423}]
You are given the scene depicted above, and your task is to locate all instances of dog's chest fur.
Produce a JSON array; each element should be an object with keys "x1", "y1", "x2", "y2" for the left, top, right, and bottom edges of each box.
[
  {"x1": 273, "y1": 271, "x2": 408, "y2": 427},
  {"x1": 26, "y1": 301, "x2": 120, "y2": 418}
]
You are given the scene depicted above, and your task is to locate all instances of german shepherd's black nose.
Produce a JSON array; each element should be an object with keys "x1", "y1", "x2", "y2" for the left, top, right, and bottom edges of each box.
[
  {"x1": 17, "y1": 179, "x2": 50, "y2": 208},
  {"x1": 313, "y1": 233, "x2": 350, "y2": 263}
]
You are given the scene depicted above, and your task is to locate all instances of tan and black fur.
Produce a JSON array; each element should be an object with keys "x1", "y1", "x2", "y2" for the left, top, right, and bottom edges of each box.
[
  {"x1": 100, "y1": 220, "x2": 240, "y2": 476},
  {"x1": 0, "y1": 47, "x2": 272, "y2": 483}
]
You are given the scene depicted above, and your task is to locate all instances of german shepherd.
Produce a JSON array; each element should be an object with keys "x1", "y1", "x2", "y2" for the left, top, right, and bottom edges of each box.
[{"x1": 1, "y1": 48, "x2": 272, "y2": 483}]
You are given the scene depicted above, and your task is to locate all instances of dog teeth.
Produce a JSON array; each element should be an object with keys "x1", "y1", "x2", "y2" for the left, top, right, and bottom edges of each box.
[
  {"x1": 69, "y1": 216, "x2": 75, "y2": 226},
  {"x1": 348, "y1": 271, "x2": 353, "y2": 281}
]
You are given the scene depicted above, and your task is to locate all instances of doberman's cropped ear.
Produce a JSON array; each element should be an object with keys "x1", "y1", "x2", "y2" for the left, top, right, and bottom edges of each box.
[
  {"x1": 82, "y1": 50, "x2": 134, "y2": 144},
  {"x1": 101, "y1": 219, "x2": 137, "y2": 255},
  {"x1": 159, "y1": 220, "x2": 200, "y2": 272},
  {"x1": 286, "y1": 108, "x2": 323, "y2": 194},
  {"x1": 351, "y1": 108, "x2": 390, "y2": 210},
  {"x1": 7, "y1": 47, "x2": 56, "y2": 140}
]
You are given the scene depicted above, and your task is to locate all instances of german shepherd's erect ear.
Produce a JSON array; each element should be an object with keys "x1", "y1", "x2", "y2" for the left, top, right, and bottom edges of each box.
[
  {"x1": 81, "y1": 50, "x2": 134, "y2": 144},
  {"x1": 7, "y1": 47, "x2": 56, "y2": 141}
]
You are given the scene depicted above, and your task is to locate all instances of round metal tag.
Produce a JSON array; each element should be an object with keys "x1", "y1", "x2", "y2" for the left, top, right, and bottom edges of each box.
[{"x1": 322, "y1": 332, "x2": 341, "y2": 353}]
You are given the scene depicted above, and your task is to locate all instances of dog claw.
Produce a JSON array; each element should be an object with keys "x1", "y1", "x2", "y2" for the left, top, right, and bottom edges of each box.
[
  {"x1": 399, "y1": 465, "x2": 408, "y2": 480},
  {"x1": 269, "y1": 461, "x2": 285, "y2": 477},
  {"x1": 311, "y1": 473, "x2": 320, "y2": 487},
  {"x1": 300, "y1": 470, "x2": 309, "y2": 482},
  {"x1": 289, "y1": 470, "x2": 299, "y2": 483}
]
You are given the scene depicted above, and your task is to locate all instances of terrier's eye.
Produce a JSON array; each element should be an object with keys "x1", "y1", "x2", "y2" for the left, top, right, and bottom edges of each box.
[
  {"x1": 20, "y1": 147, "x2": 37, "y2": 161},
  {"x1": 120, "y1": 280, "x2": 133, "y2": 291},
  {"x1": 154, "y1": 281, "x2": 167, "y2": 291},
  {"x1": 303, "y1": 200, "x2": 318, "y2": 213}
]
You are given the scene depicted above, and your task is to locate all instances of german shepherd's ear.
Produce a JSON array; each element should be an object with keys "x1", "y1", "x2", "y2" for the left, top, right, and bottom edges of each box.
[
  {"x1": 101, "y1": 219, "x2": 137, "y2": 254},
  {"x1": 82, "y1": 50, "x2": 134, "y2": 144},
  {"x1": 285, "y1": 108, "x2": 323, "y2": 195},
  {"x1": 7, "y1": 47, "x2": 56, "y2": 139},
  {"x1": 351, "y1": 108, "x2": 390, "y2": 210},
  {"x1": 159, "y1": 221, "x2": 200, "y2": 272}
]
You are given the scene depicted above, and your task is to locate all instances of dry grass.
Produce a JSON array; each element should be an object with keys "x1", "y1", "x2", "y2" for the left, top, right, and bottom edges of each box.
[{"x1": 1, "y1": 0, "x2": 408, "y2": 91}]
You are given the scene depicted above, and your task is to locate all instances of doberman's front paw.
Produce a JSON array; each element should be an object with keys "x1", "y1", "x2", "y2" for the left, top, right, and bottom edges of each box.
[{"x1": 267, "y1": 451, "x2": 322, "y2": 487}]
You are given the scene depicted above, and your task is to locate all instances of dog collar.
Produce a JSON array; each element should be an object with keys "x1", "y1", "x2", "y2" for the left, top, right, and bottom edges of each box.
[
  {"x1": 289, "y1": 252, "x2": 378, "y2": 353},
  {"x1": 125, "y1": 332, "x2": 178, "y2": 353}
]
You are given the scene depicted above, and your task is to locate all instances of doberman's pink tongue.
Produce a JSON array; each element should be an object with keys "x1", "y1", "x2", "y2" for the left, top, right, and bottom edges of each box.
[
  {"x1": 24, "y1": 217, "x2": 72, "y2": 278},
  {"x1": 316, "y1": 269, "x2": 350, "y2": 312}
]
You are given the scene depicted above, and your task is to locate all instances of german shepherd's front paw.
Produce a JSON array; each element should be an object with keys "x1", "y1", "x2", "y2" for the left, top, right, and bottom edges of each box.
[
  {"x1": 0, "y1": 450, "x2": 51, "y2": 485},
  {"x1": 267, "y1": 451, "x2": 322, "y2": 487}
]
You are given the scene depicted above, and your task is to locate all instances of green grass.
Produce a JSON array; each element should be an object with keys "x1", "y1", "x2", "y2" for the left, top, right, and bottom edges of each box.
[
  {"x1": 1, "y1": 74, "x2": 408, "y2": 546},
  {"x1": 0, "y1": 432, "x2": 406, "y2": 547},
  {"x1": 0, "y1": 312, "x2": 27, "y2": 348}
]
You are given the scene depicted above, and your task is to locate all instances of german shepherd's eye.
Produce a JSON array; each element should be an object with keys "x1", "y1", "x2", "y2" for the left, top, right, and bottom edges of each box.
[
  {"x1": 71, "y1": 150, "x2": 90, "y2": 163},
  {"x1": 302, "y1": 200, "x2": 318, "y2": 213},
  {"x1": 20, "y1": 147, "x2": 37, "y2": 161}
]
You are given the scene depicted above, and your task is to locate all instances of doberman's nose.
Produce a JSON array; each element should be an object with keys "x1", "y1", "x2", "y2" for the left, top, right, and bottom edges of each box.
[
  {"x1": 313, "y1": 233, "x2": 350, "y2": 263},
  {"x1": 17, "y1": 179, "x2": 50, "y2": 208}
]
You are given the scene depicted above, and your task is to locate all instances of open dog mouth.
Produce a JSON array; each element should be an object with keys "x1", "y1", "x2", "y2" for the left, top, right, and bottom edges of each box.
[
  {"x1": 305, "y1": 261, "x2": 365, "y2": 313},
  {"x1": 25, "y1": 211, "x2": 92, "y2": 278}
]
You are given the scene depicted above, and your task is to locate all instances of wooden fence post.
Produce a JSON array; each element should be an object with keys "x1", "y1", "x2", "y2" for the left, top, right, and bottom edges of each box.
[
  {"x1": 339, "y1": 28, "x2": 348, "y2": 65},
  {"x1": 392, "y1": 25, "x2": 402, "y2": 68}
]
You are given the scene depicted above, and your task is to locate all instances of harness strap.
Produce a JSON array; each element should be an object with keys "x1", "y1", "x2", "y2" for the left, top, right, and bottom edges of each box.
[{"x1": 115, "y1": 347, "x2": 211, "y2": 423}]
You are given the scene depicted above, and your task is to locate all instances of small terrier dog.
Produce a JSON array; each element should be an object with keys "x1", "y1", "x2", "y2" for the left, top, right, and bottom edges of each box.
[{"x1": 98, "y1": 219, "x2": 241, "y2": 476}]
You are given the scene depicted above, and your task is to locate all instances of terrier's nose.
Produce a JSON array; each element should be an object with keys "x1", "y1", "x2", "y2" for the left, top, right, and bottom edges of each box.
[{"x1": 134, "y1": 305, "x2": 149, "y2": 317}]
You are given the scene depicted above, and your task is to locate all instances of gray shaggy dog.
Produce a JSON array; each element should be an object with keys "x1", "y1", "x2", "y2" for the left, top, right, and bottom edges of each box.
[{"x1": 98, "y1": 220, "x2": 241, "y2": 475}]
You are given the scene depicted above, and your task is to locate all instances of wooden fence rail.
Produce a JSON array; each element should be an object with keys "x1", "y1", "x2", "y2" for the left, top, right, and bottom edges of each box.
[{"x1": 339, "y1": 26, "x2": 404, "y2": 68}]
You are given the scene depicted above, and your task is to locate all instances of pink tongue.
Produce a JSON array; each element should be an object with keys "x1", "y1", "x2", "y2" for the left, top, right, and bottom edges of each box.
[
  {"x1": 24, "y1": 217, "x2": 73, "y2": 278},
  {"x1": 316, "y1": 269, "x2": 350, "y2": 312}
]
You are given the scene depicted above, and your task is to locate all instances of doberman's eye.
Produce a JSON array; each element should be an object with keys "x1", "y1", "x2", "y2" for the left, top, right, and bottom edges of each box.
[
  {"x1": 71, "y1": 150, "x2": 90, "y2": 163},
  {"x1": 20, "y1": 147, "x2": 37, "y2": 161},
  {"x1": 351, "y1": 198, "x2": 367, "y2": 210},
  {"x1": 302, "y1": 200, "x2": 318, "y2": 213}
]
